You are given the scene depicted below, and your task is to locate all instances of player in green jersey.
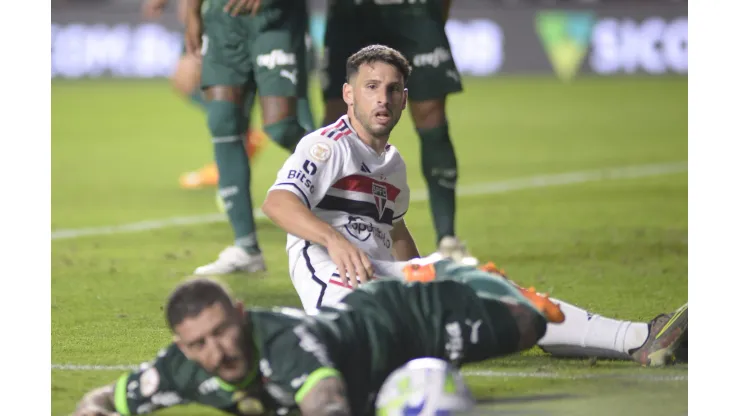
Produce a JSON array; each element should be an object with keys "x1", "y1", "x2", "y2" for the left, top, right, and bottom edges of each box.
[
  {"x1": 72, "y1": 256, "x2": 559, "y2": 416},
  {"x1": 182, "y1": 0, "x2": 317, "y2": 275},
  {"x1": 141, "y1": 0, "x2": 316, "y2": 190}
]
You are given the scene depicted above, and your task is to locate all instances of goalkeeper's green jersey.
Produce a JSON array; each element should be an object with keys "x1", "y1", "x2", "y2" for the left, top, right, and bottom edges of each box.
[{"x1": 113, "y1": 260, "x2": 524, "y2": 416}]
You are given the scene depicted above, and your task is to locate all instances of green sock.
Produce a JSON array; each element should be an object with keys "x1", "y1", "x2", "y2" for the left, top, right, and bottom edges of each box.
[
  {"x1": 207, "y1": 100, "x2": 260, "y2": 255},
  {"x1": 297, "y1": 96, "x2": 316, "y2": 131},
  {"x1": 418, "y1": 123, "x2": 458, "y2": 242},
  {"x1": 189, "y1": 89, "x2": 207, "y2": 110}
]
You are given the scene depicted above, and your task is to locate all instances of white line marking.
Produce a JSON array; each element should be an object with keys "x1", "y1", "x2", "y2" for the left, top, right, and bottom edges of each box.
[
  {"x1": 50, "y1": 364, "x2": 686, "y2": 381},
  {"x1": 52, "y1": 364, "x2": 137, "y2": 371},
  {"x1": 463, "y1": 370, "x2": 687, "y2": 382},
  {"x1": 51, "y1": 162, "x2": 687, "y2": 241}
]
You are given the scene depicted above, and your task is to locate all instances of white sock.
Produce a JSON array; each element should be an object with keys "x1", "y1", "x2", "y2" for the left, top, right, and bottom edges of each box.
[{"x1": 537, "y1": 297, "x2": 650, "y2": 360}]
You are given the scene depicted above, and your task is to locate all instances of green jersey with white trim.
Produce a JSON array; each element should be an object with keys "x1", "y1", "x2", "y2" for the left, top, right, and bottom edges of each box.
[
  {"x1": 113, "y1": 308, "x2": 352, "y2": 416},
  {"x1": 113, "y1": 265, "x2": 521, "y2": 416}
]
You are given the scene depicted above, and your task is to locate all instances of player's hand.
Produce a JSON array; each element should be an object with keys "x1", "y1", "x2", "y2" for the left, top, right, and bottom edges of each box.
[
  {"x1": 71, "y1": 404, "x2": 120, "y2": 416},
  {"x1": 184, "y1": 11, "x2": 204, "y2": 57},
  {"x1": 223, "y1": 0, "x2": 261, "y2": 17},
  {"x1": 141, "y1": 0, "x2": 168, "y2": 20},
  {"x1": 326, "y1": 233, "x2": 374, "y2": 288}
]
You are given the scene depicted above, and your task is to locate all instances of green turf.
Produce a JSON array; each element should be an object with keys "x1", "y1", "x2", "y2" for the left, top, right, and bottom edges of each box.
[{"x1": 51, "y1": 75, "x2": 687, "y2": 415}]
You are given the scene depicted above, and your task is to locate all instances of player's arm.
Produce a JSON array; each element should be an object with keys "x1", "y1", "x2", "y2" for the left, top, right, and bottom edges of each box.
[
  {"x1": 73, "y1": 384, "x2": 118, "y2": 416},
  {"x1": 297, "y1": 377, "x2": 351, "y2": 416},
  {"x1": 263, "y1": 136, "x2": 373, "y2": 286},
  {"x1": 184, "y1": 0, "x2": 204, "y2": 55},
  {"x1": 265, "y1": 325, "x2": 350, "y2": 416},
  {"x1": 185, "y1": 0, "x2": 203, "y2": 14},
  {"x1": 264, "y1": 189, "x2": 374, "y2": 285},
  {"x1": 262, "y1": 136, "x2": 341, "y2": 243},
  {"x1": 74, "y1": 346, "x2": 193, "y2": 416},
  {"x1": 390, "y1": 219, "x2": 420, "y2": 261},
  {"x1": 263, "y1": 190, "x2": 344, "y2": 251},
  {"x1": 141, "y1": 0, "x2": 169, "y2": 20}
]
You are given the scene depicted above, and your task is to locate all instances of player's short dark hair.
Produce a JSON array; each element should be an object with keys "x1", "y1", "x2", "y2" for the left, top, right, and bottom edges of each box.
[
  {"x1": 165, "y1": 278, "x2": 235, "y2": 331},
  {"x1": 346, "y1": 44, "x2": 413, "y2": 85}
]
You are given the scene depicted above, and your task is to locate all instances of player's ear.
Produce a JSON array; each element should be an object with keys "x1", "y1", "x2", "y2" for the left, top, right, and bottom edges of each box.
[
  {"x1": 342, "y1": 82, "x2": 353, "y2": 107},
  {"x1": 234, "y1": 300, "x2": 245, "y2": 317},
  {"x1": 402, "y1": 88, "x2": 408, "y2": 110}
]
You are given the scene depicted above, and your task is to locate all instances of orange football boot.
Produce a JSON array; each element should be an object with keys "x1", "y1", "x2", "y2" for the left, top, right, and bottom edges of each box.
[
  {"x1": 179, "y1": 129, "x2": 268, "y2": 189},
  {"x1": 479, "y1": 262, "x2": 564, "y2": 323},
  {"x1": 517, "y1": 286, "x2": 565, "y2": 324},
  {"x1": 402, "y1": 263, "x2": 437, "y2": 283},
  {"x1": 478, "y1": 261, "x2": 508, "y2": 278}
]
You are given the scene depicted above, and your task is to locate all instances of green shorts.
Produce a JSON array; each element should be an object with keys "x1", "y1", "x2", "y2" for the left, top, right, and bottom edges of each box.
[
  {"x1": 200, "y1": 0, "x2": 309, "y2": 98},
  {"x1": 321, "y1": 14, "x2": 463, "y2": 102}
]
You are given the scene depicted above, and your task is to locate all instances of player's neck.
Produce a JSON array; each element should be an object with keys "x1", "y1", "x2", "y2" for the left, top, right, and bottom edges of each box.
[{"x1": 347, "y1": 114, "x2": 389, "y2": 155}]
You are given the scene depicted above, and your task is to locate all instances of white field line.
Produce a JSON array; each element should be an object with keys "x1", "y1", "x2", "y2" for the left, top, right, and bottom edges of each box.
[
  {"x1": 50, "y1": 364, "x2": 686, "y2": 381},
  {"x1": 50, "y1": 162, "x2": 687, "y2": 241}
]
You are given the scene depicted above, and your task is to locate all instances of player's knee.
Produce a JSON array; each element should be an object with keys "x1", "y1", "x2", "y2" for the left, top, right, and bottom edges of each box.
[
  {"x1": 410, "y1": 98, "x2": 447, "y2": 130},
  {"x1": 207, "y1": 101, "x2": 244, "y2": 137},
  {"x1": 264, "y1": 117, "x2": 305, "y2": 152}
]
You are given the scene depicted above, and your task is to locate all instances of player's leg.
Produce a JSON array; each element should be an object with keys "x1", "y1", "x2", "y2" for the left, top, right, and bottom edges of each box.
[
  {"x1": 291, "y1": 243, "x2": 353, "y2": 312},
  {"x1": 402, "y1": 21, "x2": 463, "y2": 244},
  {"x1": 252, "y1": 5, "x2": 313, "y2": 153},
  {"x1": 194, "y1": 1, "x2": 266, "y2": 275},
  {"x1": 427, "y1": 277, "x2": 549, "y2": 365},
  {"x1": 538, "y1": 297, "x2": 688, "y2": 366},
  {"x1": 472, "y1": 256, "x2": 689, "y2": 366},
  {"x1": 412, "y1": 244, "x2": 689, "y2": 366},
  {"x1": 174, "y1": 45, "x2": 266, "y2": 190},
  {"x1": 169, "y1": 47, "x2": 221, "y2": 190}
]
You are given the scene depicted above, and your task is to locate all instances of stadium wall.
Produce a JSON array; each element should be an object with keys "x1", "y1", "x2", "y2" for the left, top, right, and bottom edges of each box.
[{"x1": 50, "y1": 1, "x2": 687, "y2": 80}]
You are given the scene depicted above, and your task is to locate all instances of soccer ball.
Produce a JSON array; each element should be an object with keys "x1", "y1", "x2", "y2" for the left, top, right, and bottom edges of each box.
[{"x1": 375, "y1": 358, "x2": 475, "y2": 416}]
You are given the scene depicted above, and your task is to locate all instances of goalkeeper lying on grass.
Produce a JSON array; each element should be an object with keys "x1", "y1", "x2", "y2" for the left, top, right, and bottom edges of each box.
[{"x1": 73, "y1": 253, "x2": 564, "y2": 416}]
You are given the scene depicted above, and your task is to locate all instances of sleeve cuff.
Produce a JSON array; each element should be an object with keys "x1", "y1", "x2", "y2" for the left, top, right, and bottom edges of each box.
[
  {"x1": 114, "y1": 373, "x2": 131, "y2": 415},
  {"x1": 294, "y1": 367, "x2": 342, "y2": 405},
  {"x1": 392, "y1": 210, "x2": 407, "y2": 223}
]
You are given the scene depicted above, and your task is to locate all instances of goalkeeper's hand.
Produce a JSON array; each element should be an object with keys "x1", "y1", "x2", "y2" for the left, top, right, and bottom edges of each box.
[{"x1": 71, "y1": 404, "x2": 120, "y2": 416}]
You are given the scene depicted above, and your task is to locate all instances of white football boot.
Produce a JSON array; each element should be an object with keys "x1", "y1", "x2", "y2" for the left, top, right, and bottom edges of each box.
[
  {"x1": 437, "y1": 236, "x2": 479, "y2": 266},
  {"x1": 194, "y1": 246, "x2": 267, "y2": 275}
]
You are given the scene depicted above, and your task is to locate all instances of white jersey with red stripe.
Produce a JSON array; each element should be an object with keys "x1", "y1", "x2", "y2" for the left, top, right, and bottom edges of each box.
[{"x1": 267, "y1": 115, "x2": 411, "y2": 309}]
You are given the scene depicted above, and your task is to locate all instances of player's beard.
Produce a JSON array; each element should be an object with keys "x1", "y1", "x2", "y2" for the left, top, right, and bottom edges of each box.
[
  {"x1": 215, "y1": 329, "x2": 251, "y2": 383},
  {"x1": 353, "y1": 103, "x2": 397, "y2": 139}
]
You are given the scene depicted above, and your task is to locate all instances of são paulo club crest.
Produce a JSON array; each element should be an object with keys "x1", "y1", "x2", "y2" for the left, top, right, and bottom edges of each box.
[{"x1": 372, "y1": 182, "x2": 388, "y2": 218}]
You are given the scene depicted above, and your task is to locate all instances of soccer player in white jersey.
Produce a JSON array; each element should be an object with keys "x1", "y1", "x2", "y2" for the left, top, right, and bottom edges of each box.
[
  {"x1": 263, "y1": 45, "x2": 688, "y2": 367},
  {"x1": 263, "y1": 45, "x2": 419, "y2": 308}
]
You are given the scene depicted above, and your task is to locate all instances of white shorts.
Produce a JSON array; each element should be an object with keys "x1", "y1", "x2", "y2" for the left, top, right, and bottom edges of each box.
[{"x1": 290, "y1": 243, "x2": 408, "y2": 312}]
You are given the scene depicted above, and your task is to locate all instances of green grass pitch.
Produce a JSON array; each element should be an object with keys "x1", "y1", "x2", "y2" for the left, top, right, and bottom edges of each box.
[{"x1": 51, "y1": 75, "x2": 687, "y2": 416}]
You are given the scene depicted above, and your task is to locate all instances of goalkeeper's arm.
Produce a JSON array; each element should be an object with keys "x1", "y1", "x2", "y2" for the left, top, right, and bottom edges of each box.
[{"x1": 73, "y1": 383, "x2": 118, "y2": 416}]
